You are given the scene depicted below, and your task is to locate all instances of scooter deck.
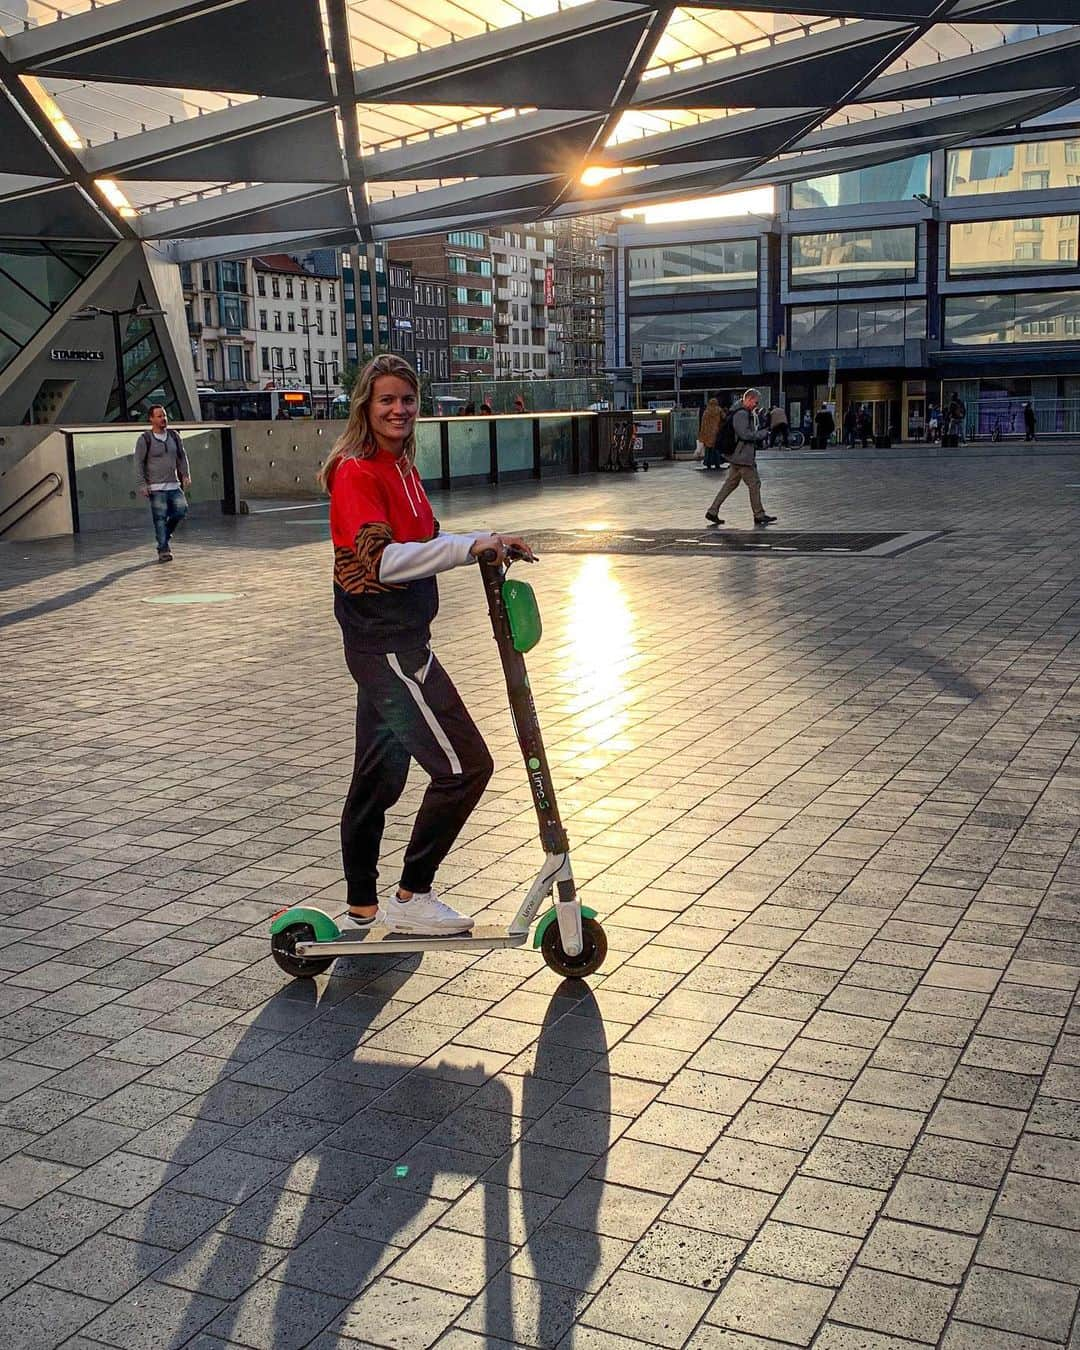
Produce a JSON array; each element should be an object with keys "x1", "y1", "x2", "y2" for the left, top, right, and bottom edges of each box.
[{"x1": 295, "y1": 922, "x2": 530, "y2": 958}]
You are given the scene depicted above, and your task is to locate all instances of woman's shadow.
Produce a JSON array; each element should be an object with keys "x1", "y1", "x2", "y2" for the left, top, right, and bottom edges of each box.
[{"x1": 86, "y1": 953, "x2": 611, "y2": 1349}]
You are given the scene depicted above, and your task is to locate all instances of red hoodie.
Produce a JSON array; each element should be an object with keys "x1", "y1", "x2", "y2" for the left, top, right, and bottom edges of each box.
[{"x1": 328, "y1": 451, "x2": 480, "y2": 653}]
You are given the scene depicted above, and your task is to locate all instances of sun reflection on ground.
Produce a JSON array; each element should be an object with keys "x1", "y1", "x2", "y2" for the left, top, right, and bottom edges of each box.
[{"x1": 563, "y1": 557, "x2": 637, "y2": 756}]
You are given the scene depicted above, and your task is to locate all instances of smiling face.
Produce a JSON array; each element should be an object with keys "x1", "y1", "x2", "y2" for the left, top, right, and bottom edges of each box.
[{"x1": 367, "y1": 374, "x2": 418, "y2": 455}]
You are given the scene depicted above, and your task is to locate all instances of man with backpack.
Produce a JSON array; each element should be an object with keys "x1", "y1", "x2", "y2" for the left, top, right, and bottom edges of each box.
[
  {"x1": 134, "y1": 405, "x2": 191, "y2": 562},
  {"x1": 705, "y1": 388, "x2": 777, "y2": 527}
]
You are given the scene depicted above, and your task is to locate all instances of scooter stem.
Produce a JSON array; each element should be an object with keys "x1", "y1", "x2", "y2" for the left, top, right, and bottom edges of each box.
[{"x1": 478, "y1": 553, "x2": 570, "y2": 856}]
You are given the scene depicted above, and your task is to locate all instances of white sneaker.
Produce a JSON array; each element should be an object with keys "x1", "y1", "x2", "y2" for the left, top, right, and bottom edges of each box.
[{"x1": 381, "y1": 890, "x2": 474, "y2": 935}]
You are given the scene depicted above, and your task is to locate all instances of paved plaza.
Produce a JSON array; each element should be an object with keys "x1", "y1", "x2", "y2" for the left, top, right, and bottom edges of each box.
[{"x1": 0, "y1": 446, "x2": 1078, "y2": 1350}]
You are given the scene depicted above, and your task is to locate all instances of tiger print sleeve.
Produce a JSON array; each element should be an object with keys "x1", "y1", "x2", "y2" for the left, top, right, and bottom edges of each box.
[{"x1": 334, "y1": 521, "x2": 394, "y2": 595}]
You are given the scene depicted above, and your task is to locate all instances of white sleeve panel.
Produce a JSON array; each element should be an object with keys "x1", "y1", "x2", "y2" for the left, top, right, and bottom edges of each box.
[{"x1": 377, "y1": 531, "x2": 485, "y2": 583}]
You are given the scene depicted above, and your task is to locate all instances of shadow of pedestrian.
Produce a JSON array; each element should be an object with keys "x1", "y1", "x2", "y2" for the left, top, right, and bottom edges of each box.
[
  {"x1": 0, "y1": 560, "x2": 156, "y2": 629},
  {"x1": 75, "y1": 953, "x2": 610, "y2": 1350}
]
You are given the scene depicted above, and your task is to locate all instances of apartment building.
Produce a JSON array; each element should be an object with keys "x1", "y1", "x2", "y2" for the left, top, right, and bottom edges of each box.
[
  {"x1": 181, "y1": 257, "x2": 256, "y2": 390},
  {"x1": 490, "y1": 224, "x2": 553, "y2": 379},
  {"x1": 252, "y1": 255, "x2": 343, "y2": 413}
]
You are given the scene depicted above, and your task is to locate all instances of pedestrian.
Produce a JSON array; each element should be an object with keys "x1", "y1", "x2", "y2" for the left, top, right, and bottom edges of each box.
[
  {"x1": 134, "y1": 405, "x2": 190, "y2": 563},
  {"x1": 513, "y1": 395, "x2": 526, "y2": 414},
  {"x1": 768, "y1": 402, "x2": 789, "y2": 448},
  {"x1": 843, "y1": 403, "x2": 858, "y2": 448},
  {"x1": 698, "y1": 397, "x2": 724, "y2": 470},
  {"x1": 857, "y1": 406, "x2": 873, "y2": 448},
  {"x1": 320, "y1": 354, "x2": 533, "y2": 935},
  {"x1": 479, "y1": 400, "x2": 494, "y2": 415},
  {"x1": 927, "y1": 404, "x2": 940, "y2": 442},
  {"x1": 705, "y1": 387, "x2": 777, "y2": 527},
  {"x1": 815, "y1": 403, "x2": 835, "y2": 450},
  {"x1": 946, "y1": 394, "x2": 966, "y2": 445},
  {"x1": 1023, "y1": 401, "x2": 1036, "y2": 442},
  {"x1": 800, "y1": 408, "x2": 813, "y2": 441}
]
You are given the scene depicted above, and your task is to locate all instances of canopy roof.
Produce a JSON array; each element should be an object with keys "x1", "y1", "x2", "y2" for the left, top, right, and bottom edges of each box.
[{"x1": 0, "y1": 1, "x2": 1076, "y2": 259}]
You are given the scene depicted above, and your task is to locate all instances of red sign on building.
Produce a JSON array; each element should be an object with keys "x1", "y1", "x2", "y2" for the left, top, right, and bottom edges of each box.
[{"x1": 543, "y1": 266, "x2": 554, "y2": 307}]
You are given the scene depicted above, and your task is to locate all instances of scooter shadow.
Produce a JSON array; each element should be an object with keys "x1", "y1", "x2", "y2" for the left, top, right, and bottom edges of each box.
[{"x1": 112, "y1": 959, "x2": 611, "y2": 1349}]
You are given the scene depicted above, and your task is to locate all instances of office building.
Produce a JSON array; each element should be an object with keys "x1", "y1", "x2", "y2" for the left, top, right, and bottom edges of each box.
[{"x1": 607, "y1": 133, "x2": 1080, "y2": 438}]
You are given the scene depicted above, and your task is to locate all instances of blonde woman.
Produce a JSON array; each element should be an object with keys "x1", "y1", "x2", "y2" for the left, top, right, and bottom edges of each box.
[{"x1": 322, "y1": 354, "x2": 532, "y2": 935}]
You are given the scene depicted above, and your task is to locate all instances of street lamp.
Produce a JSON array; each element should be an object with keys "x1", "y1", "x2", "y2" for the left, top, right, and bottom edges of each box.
[
  {"x1": 72, "y1": 303, "x2": 166, "y2": 422},
  {"x1": 299, "y1": 321, "x2": 317, "y2": 414}
]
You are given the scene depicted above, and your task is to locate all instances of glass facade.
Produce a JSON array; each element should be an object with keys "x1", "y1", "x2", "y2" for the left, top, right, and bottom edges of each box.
[
  {"x1": 628, "y1": 309, "x2": 756, "y2": 361},
  {"x1": 0, "y1": 239, "x2": 110, "y2": 371},
  {"x1": 790, "y1": 227, "x2": 917, "y2": 287},
  {"x1": 948, "y1": 216, "x2": 1079, "y2": 276},
  {"x1": 627, "y1": 240, "x2": 757, "y2": 296},
  {"x1": 946, "y1": 138, "x2": 1080, "y2": 197},
  {"x1": 944, "y1": 291, "x2": 1080, "y2": 346},
  {"x1": 789, "y1": 300, "x2": 926, "y2": 350},
  {"x1": 791, "y1": 155, "x2": 930, "y2": 210}
]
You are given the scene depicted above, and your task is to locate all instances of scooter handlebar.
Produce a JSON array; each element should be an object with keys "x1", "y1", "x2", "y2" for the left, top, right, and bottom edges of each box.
[{"x1": 477, "y1": 545, "x2": 536, "y2": 566}]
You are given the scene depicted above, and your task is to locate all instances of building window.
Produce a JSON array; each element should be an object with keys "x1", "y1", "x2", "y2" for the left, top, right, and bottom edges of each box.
[
  {"x1": 206, "y1": 349, "x2": 216, "y2": 381},
  {"x1": 285, "y1": 277, "x2": 294, "y2": 299},
  {"x1": 255, "y1": 273, "x2": 265, "y2": 297},
  {"x1": 287, "y1": 313, "x2": 295, "y2": 332},
  {"x1": 315, "y1": 282, "x2": 322, "y2": 302},
  {"x1": 273, "y1": 312, "x2": 282, "y2": 331},
  {"x1": 945, "y1": 290, "x2": 1080, "y2": 345},
  {"x1": 288, "y1": 347, "x2": 297, "y2": 368},
  {"x1": 261, "y1": 346, "x2": 270, "y2": 370},
  {"x1": 789, "y1": 227, "x2": 917, "y2": 287},
  {"x1": 258, "y1": 309, "x2": 268, "y2": 331},
  {"x1": 627, "y1": 308, "x2": 756, "y2": 361},
  {"x1": 330, "y1": 311, "x2": 337, "y2": 335},
  {"x1": 271, "y1": 276, "x2": 280, "y2": 298},
  {"x1": 789, "y1": 300, "x2": 925, "y2": 350},
  {"x1": 203, "y1": 297, "x2": 213, "y2": 325},
  {"x1": 948, "y1": 215, "x2": 1078, "y2": 276},
  {"x1": 227, "y1": 346, "x2": 244, "y2": 382},
  {"x1": 791, "y1": 154, "x2": 930, "y2": 209},
  {"x1": 243, "y1": 349, "x2": 253, "y2": 381},
  {"x1": 329, "y1": 284, "x2": 336, "y2": 303},
  {"x1": 947, "y1": 139, "x2": 1080, "y2": 196},
  {"x1": 300, "y1": 279, "x2": 308, "y2": 300}
]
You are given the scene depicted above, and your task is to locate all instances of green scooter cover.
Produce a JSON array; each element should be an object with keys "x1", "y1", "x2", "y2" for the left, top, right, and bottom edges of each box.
[{"x1": 502, "y1": 578, "x2": 542, "y2": 653}]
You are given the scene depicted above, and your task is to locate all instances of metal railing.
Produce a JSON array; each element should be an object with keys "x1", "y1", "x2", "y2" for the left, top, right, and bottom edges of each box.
[{"x1": 0, "y1": 470, "x2": 62, "y2": 537}]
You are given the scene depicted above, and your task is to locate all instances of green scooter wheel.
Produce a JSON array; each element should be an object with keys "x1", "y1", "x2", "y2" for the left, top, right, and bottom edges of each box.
[
  {"x1": 541, "y1": 915, "x2": 607, "y2": 979},
  {"x1": 271, "y1": 922, "x2": 335, "y2": 979}
]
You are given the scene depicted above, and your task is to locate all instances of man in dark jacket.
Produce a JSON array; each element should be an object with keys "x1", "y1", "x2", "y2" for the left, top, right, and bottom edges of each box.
[{"x1": 705, "y1": 388, "x2": 777, "y2": 527}]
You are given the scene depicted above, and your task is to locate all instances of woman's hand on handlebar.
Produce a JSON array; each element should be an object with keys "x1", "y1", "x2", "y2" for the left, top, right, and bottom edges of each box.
[{"x1": 470, "y1": 533, "x2": 535, "y2": 564}]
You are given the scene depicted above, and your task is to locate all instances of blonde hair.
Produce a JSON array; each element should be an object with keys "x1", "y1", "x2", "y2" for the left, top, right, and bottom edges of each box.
[{"x1": 318, "y1": 354, "x2": 419, "y2": 491}]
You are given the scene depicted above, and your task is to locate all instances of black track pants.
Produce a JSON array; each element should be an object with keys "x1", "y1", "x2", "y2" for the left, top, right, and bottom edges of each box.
[{"x1": 341, "y1": 645, "x2": 493, "y2": 907}]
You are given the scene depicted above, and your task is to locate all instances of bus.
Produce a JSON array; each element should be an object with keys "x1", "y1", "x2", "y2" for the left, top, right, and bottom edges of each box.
[{"x1": 197, "y1": 388, "x2": 313, "y2": 420}]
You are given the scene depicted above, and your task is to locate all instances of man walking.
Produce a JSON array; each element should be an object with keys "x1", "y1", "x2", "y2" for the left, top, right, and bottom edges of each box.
[
  {"x1": 705, "y1": 388, "x2": 776, "y2": 527},
  {"x1": 134, "y1": 405, "x2": 190, "y2": 562}
]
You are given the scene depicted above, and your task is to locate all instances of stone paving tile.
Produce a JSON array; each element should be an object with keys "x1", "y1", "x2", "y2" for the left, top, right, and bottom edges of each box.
[{"x1": 3, "y1": 454, "x2": 1080, "y2": 1347}]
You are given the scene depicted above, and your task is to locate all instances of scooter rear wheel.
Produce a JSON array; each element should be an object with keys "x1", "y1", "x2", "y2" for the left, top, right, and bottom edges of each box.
[
  {"x1": 271, "y1": 922, "x2": 335, "y2": 979},
  {"x1": 541, "y1": 915, "x2": 607, "y2": 979}
]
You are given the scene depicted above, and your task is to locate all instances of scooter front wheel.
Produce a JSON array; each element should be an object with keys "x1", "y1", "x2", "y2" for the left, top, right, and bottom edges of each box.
[
  {"x1": 541, "y1": 915, "x2": 607, "y2": 978},
  {"x1": 271, "y1": 922, "x2": 335, "y2": 979}
]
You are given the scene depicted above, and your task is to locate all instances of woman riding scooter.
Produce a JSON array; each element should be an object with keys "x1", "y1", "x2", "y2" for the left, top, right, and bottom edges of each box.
[{"x1": 321, "y1": 354, "x2": 532, "y2": 935}]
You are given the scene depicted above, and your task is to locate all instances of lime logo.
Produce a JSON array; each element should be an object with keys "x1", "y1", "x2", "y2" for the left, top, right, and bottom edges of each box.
[{"x1": 528, "y1": 757, "x2": 541, "y2": 770}]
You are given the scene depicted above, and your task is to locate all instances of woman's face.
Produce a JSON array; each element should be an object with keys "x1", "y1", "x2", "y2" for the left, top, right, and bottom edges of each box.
[{"x1": 368, "y1": 374, "x2": 418, "y2": 453}]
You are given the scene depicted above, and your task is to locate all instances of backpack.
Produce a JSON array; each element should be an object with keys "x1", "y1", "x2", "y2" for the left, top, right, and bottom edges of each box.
[{"x1": 717, "y1": 415, "x2": 737, "y2": 460}]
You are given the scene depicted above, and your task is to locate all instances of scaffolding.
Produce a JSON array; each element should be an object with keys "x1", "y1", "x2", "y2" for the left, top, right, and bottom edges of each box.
[{"x1": 550, "y1": 215, "x2": 612, "y2": 378}]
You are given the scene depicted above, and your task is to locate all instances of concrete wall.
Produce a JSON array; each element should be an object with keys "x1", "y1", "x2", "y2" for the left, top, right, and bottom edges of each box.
[
  {"x1": 232, "y1": 420, "x2": 336, "y2": 500},
  {"x1": 0, "y1": 432, "x2": 74, "y2": 541}
]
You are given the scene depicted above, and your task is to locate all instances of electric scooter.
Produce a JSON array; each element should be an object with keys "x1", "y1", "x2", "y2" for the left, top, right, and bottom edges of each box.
[{"x1": 268, "y1": 547, "x2": 607, "y2": 981}]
